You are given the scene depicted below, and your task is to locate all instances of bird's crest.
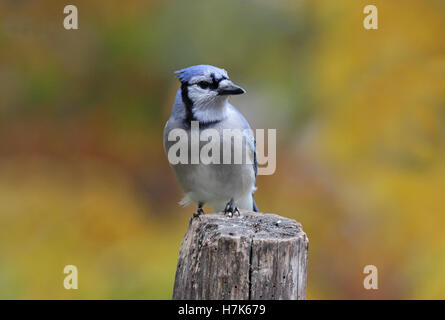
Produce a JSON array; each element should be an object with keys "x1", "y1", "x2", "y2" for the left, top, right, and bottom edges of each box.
[{"x1": 175, "y1": 65, "x2": 228, "y2": 83}]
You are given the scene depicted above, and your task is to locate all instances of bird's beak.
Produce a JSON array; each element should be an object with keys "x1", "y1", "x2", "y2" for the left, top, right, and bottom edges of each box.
[{"x1": 218, "y1": 80, "x2": 246, "y2": 96}]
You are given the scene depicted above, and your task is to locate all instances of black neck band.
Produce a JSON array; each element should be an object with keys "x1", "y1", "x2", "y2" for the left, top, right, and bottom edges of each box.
[{"x1": 181, "y1": 82, "x2": 195, "y2": 124}]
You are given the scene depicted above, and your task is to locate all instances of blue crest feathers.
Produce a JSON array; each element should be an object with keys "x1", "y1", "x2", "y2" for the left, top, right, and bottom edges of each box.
[{"x1": 175, "y1": 65, "x2": 228, "y2": 83}]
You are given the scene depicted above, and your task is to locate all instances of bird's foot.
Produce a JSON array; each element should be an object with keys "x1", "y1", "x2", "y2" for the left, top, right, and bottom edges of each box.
[
  {"x1": 193, "y1": 207, "x2": 204, "y2": 219},
  {"x1": 224, "y1": 199, "x2": 240, "y2": 218},
  {"x1": 189, "y1": 203, "x2": 205, "y2": 225}
]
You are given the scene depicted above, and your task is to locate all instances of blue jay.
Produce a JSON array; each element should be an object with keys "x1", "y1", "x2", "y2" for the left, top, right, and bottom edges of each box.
[{"x1": 164, "y1": 65, "x2": 259, "y2": 219}]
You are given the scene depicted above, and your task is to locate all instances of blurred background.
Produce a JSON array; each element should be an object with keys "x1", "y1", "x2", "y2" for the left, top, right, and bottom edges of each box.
[{"x1": 0, "y1": 0, "x2": 444, "y2": 299}]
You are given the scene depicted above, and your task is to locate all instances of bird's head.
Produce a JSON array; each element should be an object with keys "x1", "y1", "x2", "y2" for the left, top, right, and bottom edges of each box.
[{"x1": 175, "y1": 65, "x2": 245, "y2": 121}]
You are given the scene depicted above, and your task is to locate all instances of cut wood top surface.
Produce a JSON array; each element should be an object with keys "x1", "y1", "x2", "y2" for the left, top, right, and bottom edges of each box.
[{"x1": 189, "y1": 211, "x2": 307, "y2": 241}]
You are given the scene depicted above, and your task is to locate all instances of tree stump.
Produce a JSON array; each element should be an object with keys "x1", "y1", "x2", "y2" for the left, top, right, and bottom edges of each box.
[{"x1": 172, "y1": 211, "x2": 309, "y2": 300}]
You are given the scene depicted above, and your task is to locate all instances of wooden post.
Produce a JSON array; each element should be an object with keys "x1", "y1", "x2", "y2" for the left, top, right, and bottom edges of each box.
[{"x1": 172, "y1": 211, "x2": 309, "y2": 300}]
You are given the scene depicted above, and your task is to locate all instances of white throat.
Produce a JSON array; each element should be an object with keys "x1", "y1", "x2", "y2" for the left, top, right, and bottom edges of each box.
[{"x1": 192, "y1": 96, "x2": 229, "y2": 123}]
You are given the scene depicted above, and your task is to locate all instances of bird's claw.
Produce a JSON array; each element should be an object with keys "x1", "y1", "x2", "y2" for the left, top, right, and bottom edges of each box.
[
  {"x1": 224, "y1": 200, "x2": 239, "y2": 218},
  {"x1": 191, "y1": 207, "x2": 204, "y2": 222}
]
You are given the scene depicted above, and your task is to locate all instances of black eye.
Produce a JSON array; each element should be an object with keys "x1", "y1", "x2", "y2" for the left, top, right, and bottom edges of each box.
[{"x1": 198, "y1": 81, "x2": 209, "y2": 89}]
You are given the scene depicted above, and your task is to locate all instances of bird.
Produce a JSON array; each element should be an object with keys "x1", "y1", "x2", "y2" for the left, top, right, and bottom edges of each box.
[{"x1": 163, "y1": 65, "x2": 259, "y2": 219}]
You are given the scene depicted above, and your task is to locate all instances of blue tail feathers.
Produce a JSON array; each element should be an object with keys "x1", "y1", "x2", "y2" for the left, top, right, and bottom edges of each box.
[{"x1": 252, "y1": 197, "x2": 258, "y2": 212}]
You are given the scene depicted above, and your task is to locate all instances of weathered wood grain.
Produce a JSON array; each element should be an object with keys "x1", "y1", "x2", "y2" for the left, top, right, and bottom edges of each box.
[{"x1": 172, "y1": 211, "x2": 308, "y2": 300}]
